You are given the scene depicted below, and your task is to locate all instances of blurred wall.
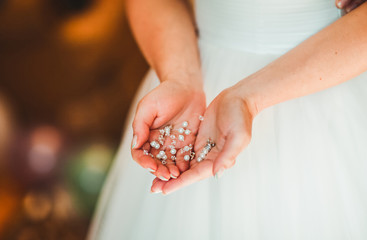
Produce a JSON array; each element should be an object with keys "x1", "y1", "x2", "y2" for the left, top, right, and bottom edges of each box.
[
  {"x1": 0, "y1": 0, "x2": 148, "y2": 239},
  {"x1": 0, "y1": 0, "x2": 148, "y2": 141}
]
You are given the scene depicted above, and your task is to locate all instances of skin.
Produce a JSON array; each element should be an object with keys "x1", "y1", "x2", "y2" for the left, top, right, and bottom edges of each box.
[
  {"x1": 336, "y1": 0, "x2": 367, "y2": 12},
  {"x1": 127, "y1": 0, "x2": 205, "y2": 182},
  {"x1": 150, "y1": 2, "x2": 367, "y2": 194},
  {"x1": 128, "y1": 0, "x2": 367, "y2": 194}
]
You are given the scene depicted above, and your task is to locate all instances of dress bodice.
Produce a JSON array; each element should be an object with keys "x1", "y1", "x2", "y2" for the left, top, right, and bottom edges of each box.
[{"x1": 195, "y1": 0, "x2": 341, "y2": 53}]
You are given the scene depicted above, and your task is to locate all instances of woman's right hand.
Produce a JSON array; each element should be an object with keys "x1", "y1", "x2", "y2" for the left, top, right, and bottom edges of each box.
[{"x1": 131, "y1": 76, "x2": 206, "y2": 182}]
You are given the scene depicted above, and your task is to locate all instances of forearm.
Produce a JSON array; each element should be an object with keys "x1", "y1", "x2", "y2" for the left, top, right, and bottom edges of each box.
[
  {"x1": 126, "y1": 0, "x2": 202, "y2": 87},
  {"x1": 237, "y1": 2, "x2": 367, "y2": 116}
]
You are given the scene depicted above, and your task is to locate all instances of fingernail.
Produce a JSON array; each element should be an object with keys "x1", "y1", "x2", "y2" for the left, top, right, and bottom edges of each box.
[
  {"x1": 214, "y1": 168, "x2": 225, "y2": 180},
  {"x1": 151, "y1": 189, "x2": 162, "y2": 194},
  {"x1": 158, "y1": 176, "x2": 169, "y2": 181},
  {"x1": 337, "y1": 0, "x2": 342, "y2": 8},
  {"x1": 148, "y1": 168, "x2": 156, "y2": 173},
  {"x1": 170, "y1": 174, "x2": 177, "y2": 179},
  {"x1": 131, "y1": 135, "x2": 137, "y2": 149}
]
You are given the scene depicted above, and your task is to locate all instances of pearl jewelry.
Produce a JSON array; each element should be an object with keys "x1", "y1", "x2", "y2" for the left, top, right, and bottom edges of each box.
[
  {"x1": 184, "y1": 129, "x2": 191, "y2": 135},
  {"x1": 183, "y1": 146, "x2": 190, "y2": 152},
  {"x1": 170, "y1": 135, "x2": 175, "y2": 139},
  {"x1": 196, "y1": 138, "x2": 216, "y2": 162},
  {"x1": 162, "y1": 155, "x2": 167, "y2": 160},
  {"x1": 164, "y1": 126, "x2": 172, "y2": 136},
  {"x1": 150, "y1": 141, "x2": 158, "y2": 148},
  {"x1": 182, "y1": 121, "x2": 188, "y2": 128},
  {"x1": 171, "y1": 156, "x2": 176, "y2": 161},
  {"x1": 178, "y1": 128, "x2": 185, "y2": 134},
  {"x1": 170, "y1": 149, "x2": 177, "y2": 155},
  {"x1": 184, "y1": 155, "x2": 190, "y2": 161},
  {"x1": 162, "y1": 160, "x2": 167, "y2": 165},
  {"x1": 199, "y1": 115, "x2": 204, "y2": 121},
  {"x1": 159, "y1": 151, "x2": 165, "y2": 156},
  {"x1": 178, "y1": 135, "x2": 185, "y2": 141}
]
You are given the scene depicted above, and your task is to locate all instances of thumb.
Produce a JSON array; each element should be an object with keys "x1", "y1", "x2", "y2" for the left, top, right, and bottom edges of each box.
[
  {"x1": 132, "y1": 100, "x2": 156, "y2": 149},
  {"x1": 212, "y1": 132, "x2": 249, "y2": 177}
]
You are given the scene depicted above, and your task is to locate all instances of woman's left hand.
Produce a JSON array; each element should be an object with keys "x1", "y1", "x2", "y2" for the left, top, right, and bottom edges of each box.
[
  {"x1": 151, "y1": 86, "x2": 256, "y2": 194},
  {"x1": 336, "y1": 0, "x2": 366, "y2": 13}
]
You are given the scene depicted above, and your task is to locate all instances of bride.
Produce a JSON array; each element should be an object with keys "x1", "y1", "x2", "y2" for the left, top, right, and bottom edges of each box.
[{"x1": 88, "y1": 0, "x2": 367, "y2": 239}]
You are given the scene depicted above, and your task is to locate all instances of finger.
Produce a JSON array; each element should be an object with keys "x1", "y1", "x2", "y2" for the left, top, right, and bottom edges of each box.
[
  {"x1": 173, "y1": 125, "x2": 197, "y2": 172},
  {"x1": 165, "y1": 151, "x2": 180, "y2": 179},
  {"x1": 155, "y1": 162, "x2": 171, "y2": 181},
  {"x1": 162, "y1": 160, "x2": 213, "y2": 195},
  {"x1": 152, "y1": 177, "x2": 160, "y2": 185},
  {"x1": 336, "y1": 0, "x2": 351, "y2": 8},
  {"x1": 132, "y1": 99, "x2": 156, "y2": 149},
  {"x1": 131, "y1": 142, "x2": 158, "y2": 172},
  {"x1": 174, "y1": 145, "x2": 191, "y2": 173},
  {"x1": 212, "y1": 133, "x2": 249, "y2": 176},
  {"x1": 146, "y1": 130, "x2": 173, "y2": 180},
  {"x1": 345, "y1": 0, "x2": 363, "y2": 12},
  {"x1": 151, "y1": 178, "x2": 167, "y2": 193}
]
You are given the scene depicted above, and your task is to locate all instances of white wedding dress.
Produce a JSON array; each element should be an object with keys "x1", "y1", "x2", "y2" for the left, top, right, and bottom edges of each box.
[{"x1": 88, "y1": 0, "x2": 367, "y2": 239}]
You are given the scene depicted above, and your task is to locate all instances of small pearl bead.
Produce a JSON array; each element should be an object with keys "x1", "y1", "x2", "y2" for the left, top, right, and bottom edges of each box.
[
  {"x1": 162, "y1": 155, "x2": 167, "y2": 160},
  {"x1": 178, "y1": 128, "x2": 185, "y2": 134},
  {"x1": 184, "y1": 155, "x2": 190, "y2": 161},
  {"x1": 156, "y1": 153, "x2": 162, "y2": 158},
  {"x1": 179, "y1": 135, "x2": 185, "y2": 141},
  {"x1": 182, "y1": 121, "x2": 189, "y2": 128},
  {"x1": 200, "y1": 153, "x2": 206, "y2": 159},
  {"x1": 197, "y1": 157, "x2": 203, "y2": 162},
  {"x1": 159, "y1": 151, "x2": 165, "y2": 155},
  {"x1": 199, "y1": 115, "x2": 204, "y2": 121},
  {"x1": 203, "y1": 149, "x2": 209, "y2": 154},
  {"x1": 183, "y1": 146, "x2": 190, "y2": 152},
  {"x1": 154, "y1": 144, "x2": 160, "y2": 149},
  {"x1": 184, "y1": 129, "x2": 191, "y2": 135},
  {"x1": 150, "y1": 141, "x2": 157, "y2": 147},
  {"x1": 170, "y1": 149, "x2": 177, "y2": 155}
]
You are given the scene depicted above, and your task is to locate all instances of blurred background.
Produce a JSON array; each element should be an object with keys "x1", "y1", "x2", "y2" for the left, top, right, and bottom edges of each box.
[{"x1": 0, "y1": 0, "x2": 148, "y2": 239}]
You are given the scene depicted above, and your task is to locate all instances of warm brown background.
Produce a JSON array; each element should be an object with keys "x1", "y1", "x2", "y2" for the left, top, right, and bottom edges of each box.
[{"x1": 0, "y1": 0, "x2": 148, "y2": 239}]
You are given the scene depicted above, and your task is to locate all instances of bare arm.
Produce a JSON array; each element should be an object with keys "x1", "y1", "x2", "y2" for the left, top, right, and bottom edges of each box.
[
  {"x1": 238, "y1": 2, "x2": 367, "y2": 116},
  {"x1": 128, "y1": 0, "x2": 206, "y2": 181},
  {"x1": 152, "y1": 2, "x2": 367, "y2": 194},
  {"x1": 126, "y1": 0, "x2": 202, "y2": 87}
]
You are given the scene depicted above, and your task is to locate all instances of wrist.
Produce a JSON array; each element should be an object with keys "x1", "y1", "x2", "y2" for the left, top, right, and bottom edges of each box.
[
  {"x1": 160, "y1": 70, "x2": 204, "y2": 91},
  {"x1": 230, "y1": 79, "x2": 263, "y2": 119}
]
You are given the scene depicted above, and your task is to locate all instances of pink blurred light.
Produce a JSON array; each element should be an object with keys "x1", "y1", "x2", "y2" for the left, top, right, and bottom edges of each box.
[{"x1": 27, "y1": 126, "x2": 63, "y2": 174}]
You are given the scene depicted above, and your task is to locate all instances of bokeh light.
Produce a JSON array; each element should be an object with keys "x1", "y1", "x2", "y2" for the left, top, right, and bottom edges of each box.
[{"x1": 0, "y1": 0, "x2": 148, "y2": 238}]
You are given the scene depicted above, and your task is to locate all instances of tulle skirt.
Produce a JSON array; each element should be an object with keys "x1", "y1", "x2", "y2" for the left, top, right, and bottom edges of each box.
[{"x1": 87, "y1": 40, "x2": 367, "y2": 240}]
